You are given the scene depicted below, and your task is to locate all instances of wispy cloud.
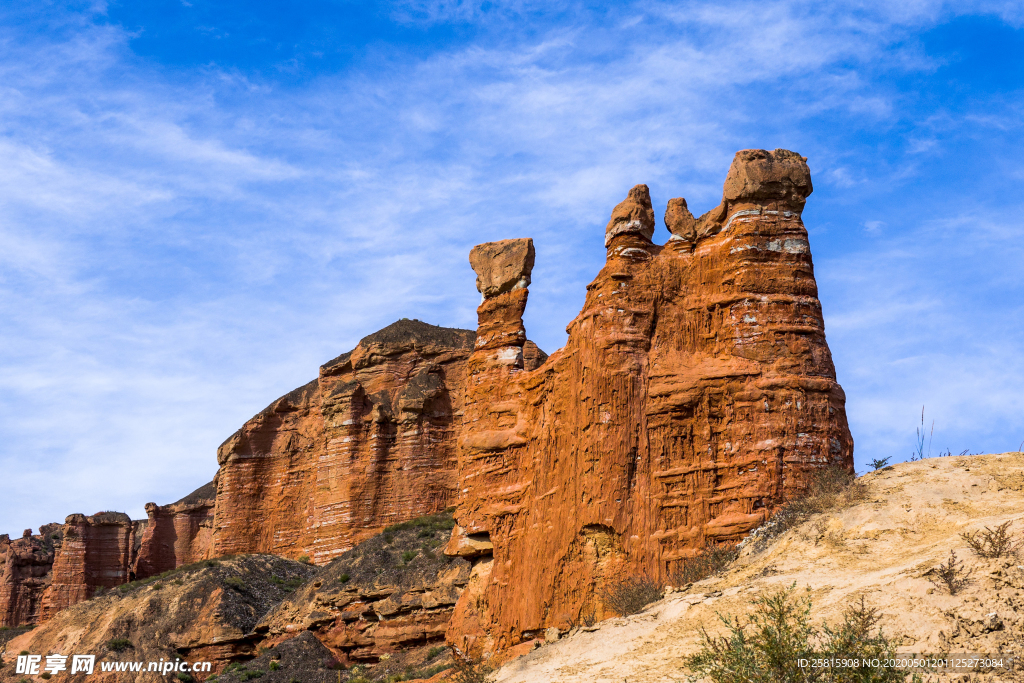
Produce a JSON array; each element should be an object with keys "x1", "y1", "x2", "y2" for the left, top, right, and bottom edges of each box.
[{"x1": 1, "y1": 0, "x2": 1022, "y2": 532}]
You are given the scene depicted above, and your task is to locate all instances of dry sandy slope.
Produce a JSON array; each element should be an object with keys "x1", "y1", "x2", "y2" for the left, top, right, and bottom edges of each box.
[{"x1": 493, "y1": 452, "x2": 1024, "y2": 683}]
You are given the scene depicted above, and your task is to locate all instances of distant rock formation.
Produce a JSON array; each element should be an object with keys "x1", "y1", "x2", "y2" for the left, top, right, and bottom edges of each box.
[
  {"x1": 447, "y1": 149, "x2": 853, "y2": 654},
  {"x1": 211, "y1": 320, "x2": 481, "y2": 564},
  {"x1": 132, "y1": 482, "x2": 216, "y2": 579},
  {"x1": 38, "y1": 512, "x2": 140, "y2": 622},
  {"x1": 0, "y1": 526, "x2": 59, "y2": 627}
]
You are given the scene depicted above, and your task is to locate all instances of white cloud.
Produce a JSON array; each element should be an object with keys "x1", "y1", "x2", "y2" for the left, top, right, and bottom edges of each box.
[{"x1": 1, "y1": 0, "x2": 1023, "y2": 532}]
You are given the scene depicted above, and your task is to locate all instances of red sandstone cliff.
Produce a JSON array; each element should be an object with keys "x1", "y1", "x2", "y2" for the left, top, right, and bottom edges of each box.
[
  {"x1": 132, "y1": 482, "x2": 216, "y2": 578},
  {"x1": 0, "y1": 526, "x2": 59, "y2": 627},
  {"x1": 38, "y1": 512, "x2": 141, "y2": 622},
  {"x1": 446, "y1": 149, "x2": 854, "y2": 654},
  {"x1": 211, "y1": 320, "x2": 489, "y2": 565}
]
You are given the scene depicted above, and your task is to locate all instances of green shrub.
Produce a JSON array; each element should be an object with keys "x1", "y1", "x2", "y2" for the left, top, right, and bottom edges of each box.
[
  {"x1": 239, "y1": 671, "x2": 264, "y2": 681},
  {"x1": 224, "y1": 576, "x2": 246, "y2": 590},
  {"x1": 40, "y1": 673, "x2": 52, "y2": 680},
  {"x1": 339, "y1": 573, "x2": 351, "y2": 583},
  {"x1": 869, "y1": 457, "x2": 891, "y2": 470},
  {"x1": 177, "y1": 673, "x2": 194, "y2": 682},
  {"x1": 598, "y1": 575, "x2": 663, "y2": 616},
  {"x1": 685, "y1": 584, "x2": 915, "y2": 683},
  {"x1": 384, "y1": 512, "x2": 456, "y2": 535},
  {"x1": 107, "y1": 638, "x2": 133, "y2": 652},
  {"x1": 269, "y1": 660, "x2": 281, "y2": 671},
  {"x1": 426, "y1": 645, "x2": 446, "y2": 661},
  {"x1": 298, "y1": 554, "x2": 311, "y2": 564},
  {"x1": 152, "y1": 582, "x2": 164, "y2": 590},
  {"x1": 401, "y1": 550, "x2": 417, "y2": 564}
]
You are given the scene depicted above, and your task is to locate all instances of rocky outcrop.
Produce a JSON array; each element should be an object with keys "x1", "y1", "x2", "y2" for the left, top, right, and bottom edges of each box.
[
  {"x1": 4, "y1": 555, "x2": 318, "y2": 682},
  {"x1": 447, "y1": 149, "x2": 854, "y2": 654},
  {"x1": 132, "y1": 482, "x2": 216, "y2": 578},
  {"x1": 257, "y1": 510, "x2": 469, "y2": 664},
  {"x1": 38, "y1": 512, "x2": 141, "y2": 622},
  {"x1": 212, "y1": 320, "x2": 481, "y2": 565},
  {"x1": 0, "y1": 526, "x2": 60, "y2": 627}
]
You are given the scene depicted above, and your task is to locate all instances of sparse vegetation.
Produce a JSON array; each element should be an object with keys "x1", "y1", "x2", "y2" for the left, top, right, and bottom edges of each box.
[
  {"x1": 297, "y1": 554, "x2": 311, "y2": 564},
  {"x1": 152, "y1": 581, "x2": 164, "y2": 590},
  {"x1": 40, "y1": 673, "x2": 51, "y2": 680},
  {"x1": 426, "y1": 645, "x2": 446, "y2": 661},
  {"x1": 177, "y1": 673, "x2": 195, "y2": 682},
  {"x1": 339, "y1": 573, "x2": 351, "y2": 583},
  {"x1": 929, "y1": 550, "x2": 973, "y2": 595},
  {"x1": 869, "y1": 457, "x2": 891, "y2": 470},
  {"x1": 448, "y1": 653, "x2": 492, "y2": 683},
  {"x1": 671, "y1": 542, "x2": 739, "y2": 586},
  {"x1": 598, "y1": 574, "x2": 663, "y2": 616},
  {"x1": 106, "y1": 637, "x2": 133, "y2": 652},
  {"x1": 685, "y1": 584, "x2": 914, "y2": 682},
  {"x1": 401, "y1": 550, "x2": 417, "y2": 564},
  {"x1": 961, "y1": 521, "x2": 1020, "y2": 558},
  {"x1": 384, "y1": 511, "x2": 457, "y2": 535},
  {"x1": 269, "y1": 661, "x2": 280, "y2": 671},
  {"x1": 224, "y1": 576, "x2": 247, "y2": 590}
]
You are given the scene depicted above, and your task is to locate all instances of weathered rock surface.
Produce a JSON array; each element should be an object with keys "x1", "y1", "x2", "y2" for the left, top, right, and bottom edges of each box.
[
  {"x1": 39, "y1": 512, "x2": 142, "y2": 623},
  {"x1": 491, "y1": 452, "x2": 1024, "y2": 683},
  {"x1": 0, "y1": 526, "x2": 60, "y2": 627},
  {"x1": 132, "y1": 482, "x2": 216, "y2": 579},
  {"x1": 448, "y1": 149, "x2": 854, "y2": 654},
  {"x1": 469, "y1": 238, "x2": 536, "y2": 299},
  {"x1": 3, "y1": 555, "x2": 318, "y2": 681},
  {"x1": 211, "y1": 319, "x2": 481, "y2": 566},
  {"x1": 257, "y1": 510, "x2": 470, "y2": 664}
]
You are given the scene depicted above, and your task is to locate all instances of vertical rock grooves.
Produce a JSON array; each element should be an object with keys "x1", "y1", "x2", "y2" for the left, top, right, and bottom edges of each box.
[{"x1": 447, "y1": 149, "x2": 854, "y2": 654}]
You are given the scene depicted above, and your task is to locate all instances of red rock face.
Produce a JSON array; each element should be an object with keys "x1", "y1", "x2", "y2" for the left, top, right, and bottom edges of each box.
[
  {"x1": 448, "y1": 149, "x2": 854, "y2": 653},
  {"x1": 211, "y1": 320, "x2": 477, "y2": 565},
  {"x1": 39, "y1": 512, "x2": 140, "y2": 622},
  {"x1": 132, "y1": 482, "x2": 216, "y2": 578},
  {"x1": 0, "y1": 527, "x2": 59, "y2": 627}
]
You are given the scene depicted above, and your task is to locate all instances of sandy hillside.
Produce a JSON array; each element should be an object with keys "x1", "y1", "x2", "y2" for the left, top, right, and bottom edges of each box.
[{"x1": 493, "y1": 452, "x2": 1024, "y2": 683}]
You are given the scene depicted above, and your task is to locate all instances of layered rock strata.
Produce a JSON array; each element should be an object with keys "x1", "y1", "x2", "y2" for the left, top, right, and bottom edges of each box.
[
  {"x1": 258, "y1": 512, "x2": 470, "y2": 664},
  {"x1": 132, "y1": 482, "x2": 216, "y2": 578},
  {"x1": 0, "y1": 526, "x2": 60, "y2": 627},
  {"x1": 38, "y1": 512, "x2": 141, "y2": 622},
  {"x1": 447, "y1": 149, "x2": 854, "y2": 654},
  {"x1": 6, "y1": 555, "x2": 318, "y2": 682},
  {"x1": 212, "y1": 320, "x2": 480, "y2": 565}
]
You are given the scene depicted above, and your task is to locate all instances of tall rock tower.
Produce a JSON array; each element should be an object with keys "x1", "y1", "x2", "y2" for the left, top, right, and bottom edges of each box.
[{"x1": 447, "y1": 149, "x2": 853, "y2": 654}]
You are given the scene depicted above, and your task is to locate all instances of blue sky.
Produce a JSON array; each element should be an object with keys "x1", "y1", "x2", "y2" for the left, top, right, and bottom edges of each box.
[{"x1": 1, "y1": 1, "x2": 1022, "y2": 534}]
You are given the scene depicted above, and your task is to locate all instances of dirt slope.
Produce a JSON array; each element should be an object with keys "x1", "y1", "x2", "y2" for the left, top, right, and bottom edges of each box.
[{"x1": 493, "y1": 452, "x2": 1024, "y2": 683}]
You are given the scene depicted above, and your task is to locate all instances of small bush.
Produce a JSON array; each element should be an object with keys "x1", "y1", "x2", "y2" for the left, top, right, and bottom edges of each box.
[
  {"x1": 929, "y1": 550, "x2": 973, "y2": 595},
  {"x1": 107, "y1": 637, "x2": 133, "y2": 652},
  {"x1": 869, "y1": 457, "x2": 891, "y2": 470},
  {"x1": 384, "y1": 512, "x2": 456, "y2": 535},
  {"x1": 961, "y1": 521, "x2": 1020, "y2": 558},
  {"x1": 239, "y1": 671, "x2": 264, "y2": 681},
  {"x1": 598, "y1": 575, "x2": 663, "y2": 616},
  {"x1": 401, "y1": 550, "x2": 417, "y2": 564},
  {"x1": 298, "y1": 554, "x2": 311, "y2": 564},
  {"x1": 339, "y1": 573, "x2": 351, "y2": 583},
  {"x1": 152, "y1": 582, "x2": 164, "y2": 590},
  {"x1": 224, "y1": 576, "x2": 246, "y2": 590},
  {"x1": 40, "y1": 673, "x2": 52, "y2": 680},
  {"x1": 426, "y1": 645, "x2": 446, "y2": 661},
  {"x1": 449, "y1": 655, "x2": 492, "y2": 683},
  {"x1": 177, "y1": 673, "x2": 194, "y2": 682},
  {"x1": 269, "y1": 661, "x2": 280, "y2": 671},
  {"x1": 671, "y1": 542, "x2": 739, "y2": 586},
  {"x1": 685, "y1": 585, "x2": 911, "y2": 682},
  {"x1": 383, "y1": 532, "x2": 395, "y2": 544}
]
